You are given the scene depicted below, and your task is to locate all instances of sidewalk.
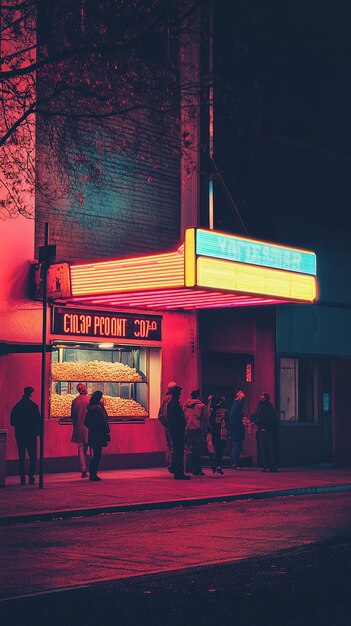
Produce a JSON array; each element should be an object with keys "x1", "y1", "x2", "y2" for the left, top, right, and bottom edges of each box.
[{"x1": 1, "y1": 465, "x2": 351, "y2": 525}]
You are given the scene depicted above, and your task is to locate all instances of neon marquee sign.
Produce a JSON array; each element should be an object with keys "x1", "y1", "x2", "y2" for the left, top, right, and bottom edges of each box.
[{"x1": 52, "y1": 307, "x2": 162, "y2": 341}]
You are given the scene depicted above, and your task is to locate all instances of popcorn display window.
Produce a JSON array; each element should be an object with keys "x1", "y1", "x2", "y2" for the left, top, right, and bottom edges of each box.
[{"x1": 50, "y1": 342, "x2": 149, "y2": 421}]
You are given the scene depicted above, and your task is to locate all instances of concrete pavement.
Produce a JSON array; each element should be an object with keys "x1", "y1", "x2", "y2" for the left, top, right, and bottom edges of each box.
[{"x1": 1, "y1": 465, "x2": 351, "y2": 525}]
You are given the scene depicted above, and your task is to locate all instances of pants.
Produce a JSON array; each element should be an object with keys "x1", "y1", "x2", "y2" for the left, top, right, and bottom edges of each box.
[
  {"x1": 170, "y1": 430, "x2": 185, "y2": 478},
  {"x1": 190, "y1": 448, "x2": 202, "y2": 473},
  {"x1": 258, "y1": 431, "x2": 276, "y2": 470},
  {"x1": 231, "y1": 439, "x2": 243, "y2": 467},
  {"x1": 77, "y1": 442, "x2": 89, "y2": 472},
  {"x1": 163, "y1": 425, "x2": 173, "y2": 467},
  {"x1": 211, "y1": 424, "x2": 226, "y2": 468},
  {"x1": 90, "y1": 446, "x2": 102, "y2": 477},
  {"x1": 16, "y1": 435, "x2": 37, "y2": 479}
]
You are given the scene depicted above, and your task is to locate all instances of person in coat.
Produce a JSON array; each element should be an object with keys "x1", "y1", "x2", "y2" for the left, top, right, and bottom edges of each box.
[
  {"x1": 84, "y1": 390, "x2": 110, "y2": 481},
  {"x1": 183, "y1": 389, "x2": 209, "y2": 476},
  {"x1": 158, "y1": 385, "x2": 174, "y2": 473},
  {"x1": 208, "y1": 394, "x2": 229, "y2": 475},
  {"x1": 229, "y1": 390, "x2": 246, "y2": 470},
  {"x1": 166, "y1": 381, "x2": 190, "y2": 480},
  {"x1": 70, "y1": 383, "x2": 90, "y2": 478},
  {"x1": 250, "y1": 392, "x2": 279, "y2": 472},
  {"x1": 10, "y1": 386, "x2": 42, "y2": 485}
]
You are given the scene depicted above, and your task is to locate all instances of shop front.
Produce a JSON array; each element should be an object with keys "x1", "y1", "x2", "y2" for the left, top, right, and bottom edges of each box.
[{"x1": 3, "y1": 228, "x2": 317, "y2": 474}]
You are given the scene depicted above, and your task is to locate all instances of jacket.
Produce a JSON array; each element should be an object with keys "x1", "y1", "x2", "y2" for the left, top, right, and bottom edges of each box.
[
  {"x1": 183, "y1": 398, "x2": 209, "y2": 432},
  {"x1": 70, "y1": 393, "x2": 90, "y2": 443},
  {"x1": 10, "y1": 397, "x2": 42, "y2": 438},
  {"x1": 251, "y1": 400, "x2": 278, "y2": 432},
  {"x1": 210, "y1": 406, "x2": 229, "y2": 441},
  {"x1": 84, "y1": 403, "x2": 111, "y2": 447},
  {"x1": 229, "y1": 399, "x2": 245, "y2": 441},
  {"x1": 167, "y1": 396, "x2": 186, "y2": 438}
]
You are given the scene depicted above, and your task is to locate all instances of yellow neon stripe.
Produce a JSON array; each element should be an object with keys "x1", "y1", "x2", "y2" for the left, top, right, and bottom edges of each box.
[
  {"x1": 184, "y1": 228, "x2": 196, "y2": 287},
  {"x1": 197, "y1": 257, "x2": 316, "y2": 302}
]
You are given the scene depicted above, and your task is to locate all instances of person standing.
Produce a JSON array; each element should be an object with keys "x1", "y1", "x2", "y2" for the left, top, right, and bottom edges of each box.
[
  {"x1": 229, "y1": 390, "x2": 246, "y2": 470},
  {"x1": 208, "y1": 394, "x2": 229, "y2": 475},
  {"x1": 158, "y1": 385, "x2": 173, "y2": 473},
  {"x1": 250, "y1": 392, "x2": 279, "y2": 472},
  {"x1": 10, "y1": 386, "x2": 42, "y2": 485},
  {"x1": 84, "y1": 390, "x2": 110, "y2": 481},
  {"x1": 166, "y1": 381, "x2": 190, "y2": 480},
  {"x1": 183, "y1": 389, "x2": 208, "y2": 476},
  {"x1": 71, "y1": 383, "x2": 90, "y2": 478}
]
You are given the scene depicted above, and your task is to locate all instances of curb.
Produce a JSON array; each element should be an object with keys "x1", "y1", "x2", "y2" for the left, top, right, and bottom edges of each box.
[{"x1": 1, "y1": 483, "x2": 351, "y2": 526}]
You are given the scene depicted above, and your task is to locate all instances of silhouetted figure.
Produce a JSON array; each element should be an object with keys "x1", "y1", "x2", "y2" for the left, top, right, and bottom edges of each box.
[
  {"x1": 208, "y1": 394, "x2": 229, "y2": 475},
  {"x1": 229, "y1": 390, "x2": 246, "y2": 470},
  {"x1": 251, "y1": 392, "x2": 278, "y2": 472},
  {"x1": 166, "y1": 382, "x2": 190, "y2": 480},
  {"x1": 10, "y1": 386, "x2": 42, "y2": 485},
  {"x1": 71, "y1": 383, "x2": 90, "y2": 477},
  {"x1": 183, "y1": 389, "x2": 209, "y2": 476},
  {"x1": 158, "y1": 384, "x2": 174, "y2": 472},
  {"x1": 84, "y1": 390, "x2": 110, "y2": 481}
]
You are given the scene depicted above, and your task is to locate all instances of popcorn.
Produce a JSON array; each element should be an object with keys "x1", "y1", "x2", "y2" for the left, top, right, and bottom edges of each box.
[
  {"x1": 51, "y1": 360, "x2": 142, "y2": 382},
  {"x1": 50, "y1": 393, "x2": 148, "y2": 418}
]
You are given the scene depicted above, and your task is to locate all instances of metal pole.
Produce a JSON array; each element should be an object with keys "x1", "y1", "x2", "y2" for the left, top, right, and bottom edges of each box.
[
  {"x1": 39, "y1": 222, "x2": 49, "y2": 489},
  {"x1": 208, "y1": 0, "x2": 214, "y2": 230}
]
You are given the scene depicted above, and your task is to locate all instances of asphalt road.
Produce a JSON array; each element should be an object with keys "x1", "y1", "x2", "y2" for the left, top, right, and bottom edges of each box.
[{"x1": 1, "y1": 493, "x2": 351, "y2": 625}]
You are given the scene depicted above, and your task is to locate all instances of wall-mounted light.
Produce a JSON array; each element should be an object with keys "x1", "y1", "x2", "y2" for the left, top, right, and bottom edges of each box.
[{"x1": 98, "y1": 343, "x2": 114, "y2": 349}]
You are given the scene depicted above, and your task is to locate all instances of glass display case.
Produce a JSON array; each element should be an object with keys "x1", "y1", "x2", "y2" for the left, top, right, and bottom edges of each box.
[{"x1": 50, "y1": 342, "x2": 149, "y2": 421}]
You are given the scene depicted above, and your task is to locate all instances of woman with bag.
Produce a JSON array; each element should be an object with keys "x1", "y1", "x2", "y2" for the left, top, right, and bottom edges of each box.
[
  {"x1": 84, "y1": 390, "x2": 111, "y2": 482},
  {"x1": 207, "y1": 394, "x2": 229, "y2": 475}
]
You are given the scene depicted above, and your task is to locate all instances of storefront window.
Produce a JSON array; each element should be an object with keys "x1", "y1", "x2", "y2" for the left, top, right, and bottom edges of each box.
[
  {"x1": 50, "y1": 342, "x2": 150, "y2": 421},
  {"x1": 279, "y1": 357, "x2": 318, "y2": 423}
]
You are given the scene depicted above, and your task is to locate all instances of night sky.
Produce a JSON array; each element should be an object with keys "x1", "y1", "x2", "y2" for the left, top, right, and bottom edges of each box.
[{"x1": 213, "y1": 0, "x2": 351, "y2": 249}]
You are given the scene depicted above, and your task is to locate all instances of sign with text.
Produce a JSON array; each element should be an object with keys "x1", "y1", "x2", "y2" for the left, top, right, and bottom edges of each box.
[
  {"x1": 196, "y1": 229, "x2": 317, "y2": 276},
  {"x1": 52, "y1": 307, "x2": 162, "y2": 341}
]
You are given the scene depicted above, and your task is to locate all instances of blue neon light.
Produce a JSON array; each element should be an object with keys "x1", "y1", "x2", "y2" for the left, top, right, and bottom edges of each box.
[{"x1": 196, "y1": 230, "x2": 316, "y2": 276}]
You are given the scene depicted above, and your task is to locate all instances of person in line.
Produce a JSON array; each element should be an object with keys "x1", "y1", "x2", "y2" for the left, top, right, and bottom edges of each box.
[
  {"x1": 208, "y1": 394, "x2": 229, "y2": 475},
  {"x1": 250, "y1": 392, "x2": 279, "y2": 472},
  {"x1": 166, "y1": 381, "x2": 190, "y2": 480},
  {"x1": 10, "y1": 386, "x2": 42, "y2": 485},
  {"x1": 70, "y1": 383, "x2": 90, "y2": 478},
  {"x1": 84, "y1": 390, "x2": 110, "y2": 481},
  {"x1": 158, "y1": 384, "x2": 174, "y2": 473},
  {"x1": 183, "y1": 389, "x2": 209, "y2": 476},
  {"x1": 229, "y1": 389, "x2": 246, "y2": 470}
]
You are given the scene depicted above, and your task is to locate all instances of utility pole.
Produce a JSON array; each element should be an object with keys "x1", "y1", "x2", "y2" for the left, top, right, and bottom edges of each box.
[{"x1": 38, "y1": 223, "x2": 56, "y2": 489}]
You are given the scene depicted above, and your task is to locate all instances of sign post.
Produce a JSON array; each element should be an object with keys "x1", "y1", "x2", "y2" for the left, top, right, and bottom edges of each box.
[{"x1": 39, "y1": 224, "x2": 56, "y2": 489}]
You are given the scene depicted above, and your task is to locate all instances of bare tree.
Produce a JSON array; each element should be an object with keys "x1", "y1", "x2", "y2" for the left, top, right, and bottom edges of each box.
[{"x1": 0, "y1": 0, "x2": 204, "y2": 219}]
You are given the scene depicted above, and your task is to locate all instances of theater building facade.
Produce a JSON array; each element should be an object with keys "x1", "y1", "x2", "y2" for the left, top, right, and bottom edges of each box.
[{"x1": 1, "y1": 0, "x2": 351, "y2": 475}]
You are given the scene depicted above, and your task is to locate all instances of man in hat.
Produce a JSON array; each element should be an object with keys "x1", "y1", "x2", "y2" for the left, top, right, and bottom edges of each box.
[
  {"x1": 163, "y1": 381, "x2": 190, "y2": 480},
  {"x1": 10, "y1": 386, "x2": 42, "y2": 485},
  {"x1": 71, "y1": 383, "x2": 90, "y2": 477}
]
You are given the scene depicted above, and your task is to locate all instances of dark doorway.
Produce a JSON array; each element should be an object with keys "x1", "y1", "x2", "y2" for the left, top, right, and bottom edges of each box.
[{"x1": 201, "y1": 351, "x2": 254, "y2": 408}]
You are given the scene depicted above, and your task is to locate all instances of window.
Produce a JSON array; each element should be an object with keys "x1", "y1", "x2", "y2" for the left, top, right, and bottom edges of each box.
[{"x1": 279, "y1": 357, "x2": 319, "y2": 423}]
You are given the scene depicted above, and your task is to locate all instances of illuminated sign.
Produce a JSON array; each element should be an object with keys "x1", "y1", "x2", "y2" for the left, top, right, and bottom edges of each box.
[
  {"x1": 196, "y1": 229, "x2": 317, "y2": 276},
  {"x1": 52, "y1": 307, "x2": 162, "y2": 341}
]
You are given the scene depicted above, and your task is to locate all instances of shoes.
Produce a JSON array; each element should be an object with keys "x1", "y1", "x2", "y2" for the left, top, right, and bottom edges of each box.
[
  {"x1": 261, "y1": 467, "x2": 268, "y2": 473},
  {"x1": 174, "y1": 475, "x2": 191, "y2": 480},
  {"x1": 20, "y1": 477, "x2": 26, "y2": 485},
  {"x1": 211, "y1": 466, "x2": 216, "y2": 474},
  {"x1": 89, "y1": 475, "x2": 102, "y2": 481},
  {"x1": 192, "y1": 470, "x2": 205, "y2": 476},
  {"x1": 216, "y1": 467, "x2": 224, "y2": 475},
  {"x1": 28, "y1": 476, "x2": 35, "y2": 485},
  {"x1": 233, "y1": 466, "x2": 242, "y2": 470},
  {"x1": 81, "y1": 471, "x2": 88, "y2": 478},
  {"x1": 167, "y1": 465, "x2": 173, "y2": 473}
]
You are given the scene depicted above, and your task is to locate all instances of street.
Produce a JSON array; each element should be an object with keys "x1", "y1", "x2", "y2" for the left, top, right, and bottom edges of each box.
[{"x1": 1, "y1": 492, "x2": 351, "y2": 625}]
